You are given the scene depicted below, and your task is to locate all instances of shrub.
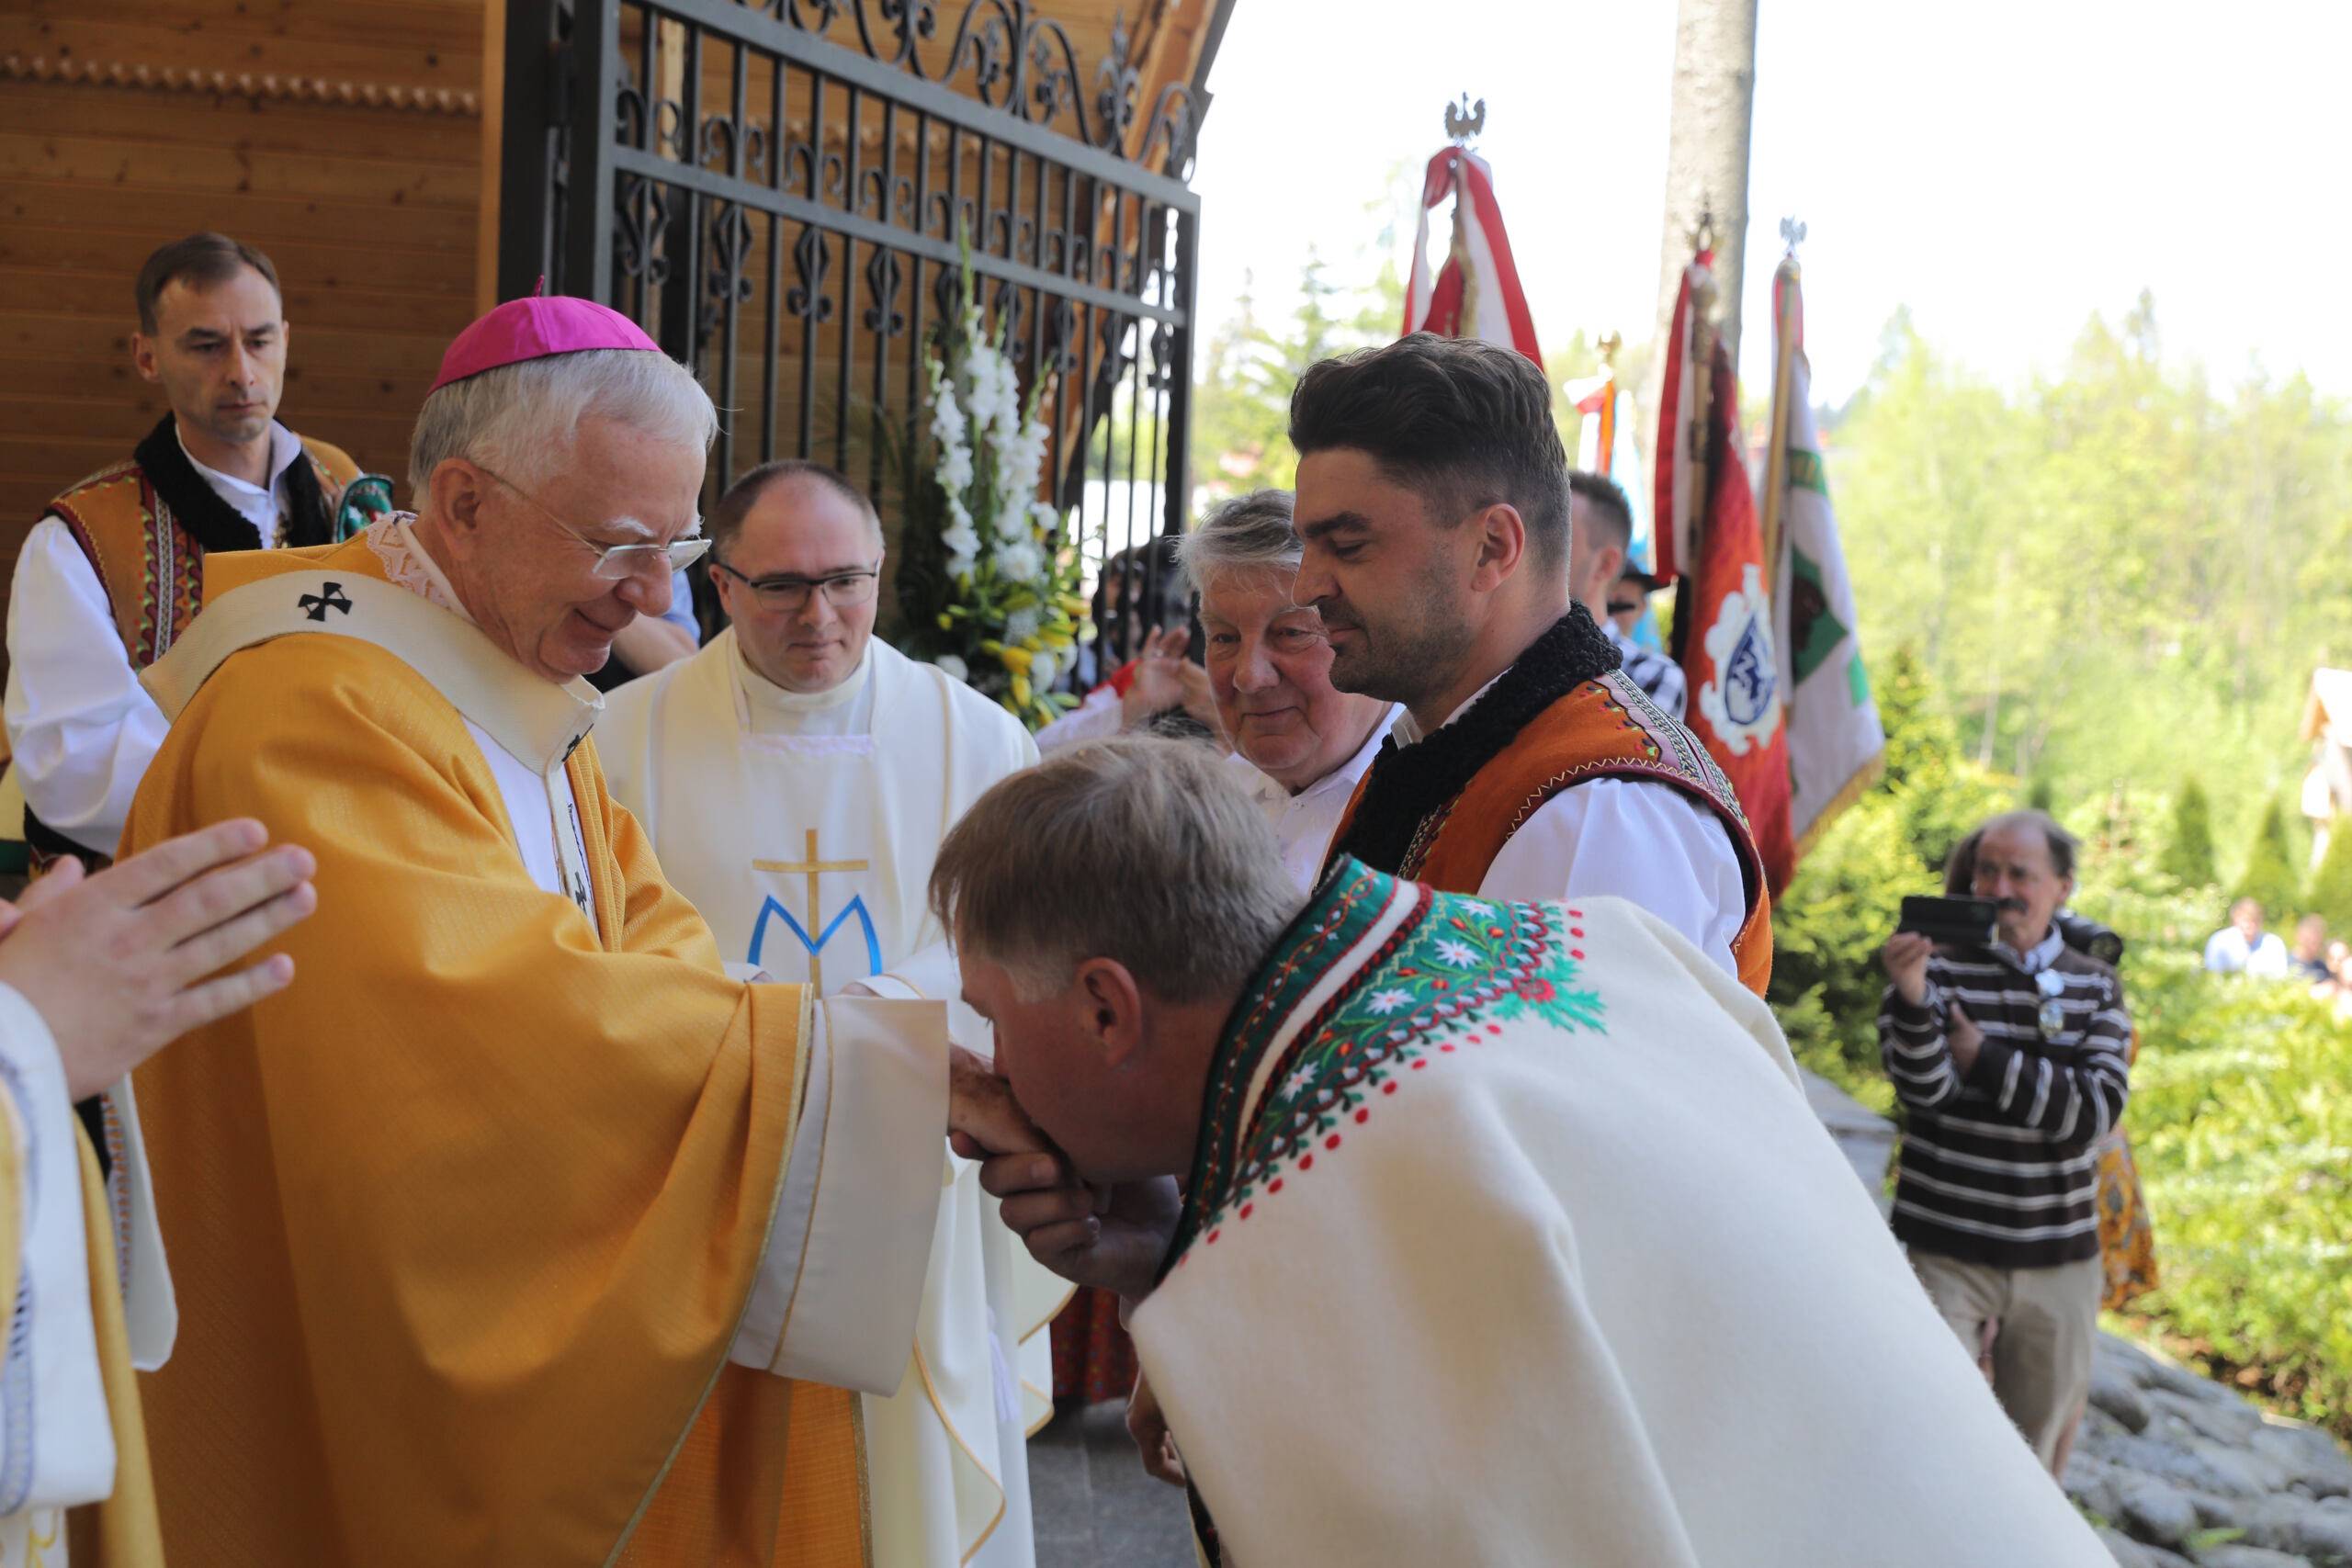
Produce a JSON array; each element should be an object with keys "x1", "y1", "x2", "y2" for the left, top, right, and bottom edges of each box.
[
  {"x1": 2158, "y1": 777, "x2": 2218, "y2": 889},
  {"x1": 2233, "y1": 799, "x2": 2301, "y2": 925},
  {"x1": 2094, "y1": 948, "x2": 2352, "y2": 1438},
  {"x1": 2306, "y1": 818, "x2": 2352, "y2": 938}
]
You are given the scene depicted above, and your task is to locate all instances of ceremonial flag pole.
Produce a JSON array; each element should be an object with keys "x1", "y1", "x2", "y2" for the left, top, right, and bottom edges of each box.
[
  {"x1": 1402, "y1": 96, "x2": 1542, "y2": 364},
  {"x1": 1765, "y1": 221, "x2": 1885, "y2": 860},
  {"x1": 1654, "y1": 223, "x2": 1797, "y2": 891}
]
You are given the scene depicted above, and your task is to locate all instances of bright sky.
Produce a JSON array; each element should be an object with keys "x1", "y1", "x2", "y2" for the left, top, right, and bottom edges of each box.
[{"x1": 1192, "y1": 0, "x2": 2352, "y2": 407}]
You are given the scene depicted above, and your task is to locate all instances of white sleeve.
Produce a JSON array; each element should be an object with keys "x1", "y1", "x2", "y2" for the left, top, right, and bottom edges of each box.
[
  {"x1": 0, "y1": 983, "x2": 119, "y2": 1509},
  {"x1": 1477, "y1": 779, "x2": 1747, "y2": 980},
  {"x1": 3, "y1": 517, "x2": 171, "y2": 857},
  {"x1": 1033, "y1": 685, "x2": 1122, "y2": 755},
  {"x1": 729, "y1": 993, "x2": 947, "y2": 1394}
]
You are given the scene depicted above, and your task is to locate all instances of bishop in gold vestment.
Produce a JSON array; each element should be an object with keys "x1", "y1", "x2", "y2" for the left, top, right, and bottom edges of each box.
[{"x1": 118, "y1": 297, "x2": 1015, "y2": 1567}]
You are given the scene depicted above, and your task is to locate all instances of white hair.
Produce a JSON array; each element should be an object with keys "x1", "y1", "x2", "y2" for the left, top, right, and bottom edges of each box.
[
  {"x1": 1173, "y1": 488, "x2": 1299, "y2": 596},
  {"x1": 407, "y1": 348, "x2": 718, "y2": 497}
]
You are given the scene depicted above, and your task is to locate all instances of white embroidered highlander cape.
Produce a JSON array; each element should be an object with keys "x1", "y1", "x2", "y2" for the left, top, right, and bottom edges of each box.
[{"x1": 1132, "y1": 864, "x2": 2114, "y2": 1568}]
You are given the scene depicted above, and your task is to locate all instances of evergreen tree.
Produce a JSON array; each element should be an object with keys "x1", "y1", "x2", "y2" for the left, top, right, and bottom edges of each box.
[
  {"x1": 2159, "y1": 777, "x2": 2219, "y2": 888},
  {"x1": 2233, "y1": 799, "x2": 2302, "y2": 924},
  {"x1": 2306, "y1": 821, "x2": 2352, "y2": 938}
]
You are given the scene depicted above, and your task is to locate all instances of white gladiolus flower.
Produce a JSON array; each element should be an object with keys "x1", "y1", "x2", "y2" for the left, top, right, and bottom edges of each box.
[
  {"x1": 995, "y1": 539, "x2": 1043, "y2": 583},
  {"x1": 1028, "y1": 501, "x2": 1061, "y2": 535},
  {"x1": 933, "y1": 653, "x2": 969, "y2": 682},
  {"x1": 1028, "y1": 649, "x2": 1058, "y2": 692},
  {"x1": 938, "y1": 444, "x2": 974, "y2": 491},
  {"x1": 1003, "y1": 606, "x2": 1042, "y2": 644}
]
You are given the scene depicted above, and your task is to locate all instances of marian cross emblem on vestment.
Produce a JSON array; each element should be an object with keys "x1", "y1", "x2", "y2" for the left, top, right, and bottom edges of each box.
[
  {"x1": 299, "y1": 582, "x2": 355, "y2": 622},
  {"x1": 750, "y1": 829, "x2": 879, "y2": 993}
]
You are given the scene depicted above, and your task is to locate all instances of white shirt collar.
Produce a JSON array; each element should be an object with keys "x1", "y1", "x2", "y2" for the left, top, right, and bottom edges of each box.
[
  {"x1": 1391, "y1": 678, "x2": 1500, "y2": 748},
  {"x1": 1233, "y1": 703, "x2": 1400, "y2": 803},
  {"x1": 1990, "y1": 927, "x2": 2065, "y2": 975},
  {"x1": 177, "y1": 419, "x2": 302, "y2": 503}
]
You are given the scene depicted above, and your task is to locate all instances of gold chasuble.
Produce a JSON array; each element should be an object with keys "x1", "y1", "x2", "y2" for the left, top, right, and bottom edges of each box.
[{"x1": 119, "y1": 530, "x2": 946, "y2": 1568}]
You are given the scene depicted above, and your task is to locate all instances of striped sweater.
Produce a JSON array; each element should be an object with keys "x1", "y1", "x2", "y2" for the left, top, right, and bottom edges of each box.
[{"x1": 1877, "y1": 942, "x2": 2132, "y2": 1268}]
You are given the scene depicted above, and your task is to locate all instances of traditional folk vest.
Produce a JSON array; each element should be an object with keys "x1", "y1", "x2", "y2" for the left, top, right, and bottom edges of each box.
[
  {"x1": 22, "y1": 418, "x2": 383, "y2": 867},
  {"x1": 46, "y1": 418, "x2": 368, "y2": 670},
  {"x1": 1330, "y1": 669, "x2": 1775, "y2": 997}
]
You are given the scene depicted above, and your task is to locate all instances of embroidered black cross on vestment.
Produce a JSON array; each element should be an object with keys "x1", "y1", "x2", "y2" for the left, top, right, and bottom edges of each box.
[{"x1": 299, "y1": 582, "x2": 354, "y2": 622}]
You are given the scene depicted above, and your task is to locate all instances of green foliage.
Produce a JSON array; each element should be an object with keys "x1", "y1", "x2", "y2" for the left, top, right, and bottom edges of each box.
[
  {"x1": 2098, "y1": 946, "x2": 2352, "y2": 1438},
  {"x1": 1191, "y1": 250, "x2": 1403, "y2": 500},
  {"x1": 2308, "y1": 820, "x2": 2352, "y2": 937},
  {"x1": 1830, "y1": 302, "x2": 2348, "y2": 868},
  {"x1": 1767, "y1": 646, "x2": 2010, "y2": 1106},
  {"x1": 2159, "y1": 777, "x2": 2219, "y2": 889},
  {"x1": 2233, "y1": 799, "x2": 2302, "y2": 922}
]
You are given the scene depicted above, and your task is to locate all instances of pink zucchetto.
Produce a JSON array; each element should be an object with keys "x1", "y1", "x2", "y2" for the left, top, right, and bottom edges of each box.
[{"x1": 428, "y1": 288, "x2": 661, "y2": 392}]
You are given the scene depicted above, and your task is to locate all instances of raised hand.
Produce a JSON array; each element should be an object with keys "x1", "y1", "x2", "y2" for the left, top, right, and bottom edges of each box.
[
  {"x1": 1881, "y1": 930, "x2": 1934, "y2": 1007},
  {"x1": 1120, "y1": 626, "x2": 1220, "y2": 739},
  {"x1": 0, "y1": 819, "x2": 316, "y2": 1099}
]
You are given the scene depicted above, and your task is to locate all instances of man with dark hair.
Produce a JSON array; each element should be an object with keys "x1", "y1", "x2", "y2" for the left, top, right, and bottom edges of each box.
[
  {"x1": 600, "y1": 457, "x2": 1058, "y2": 1568},
  {"x1": 1879, "y1": 808, "x2": 2132, "y2": 1472},
  {"x1": 1289, "y1": 333, "x2": 1770, "y2": 993},
  {"x1": 1566, "y1": 469, "x2": 1685, "y2": 718},
  {"x1": 5, "y1": 231, "x2": 387, "y2": 866}
]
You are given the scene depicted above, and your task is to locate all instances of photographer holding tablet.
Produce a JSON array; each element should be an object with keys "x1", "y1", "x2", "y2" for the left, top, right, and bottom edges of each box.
[{"x1": 1877, "y1": 810, "x2": 2132, "y2": 1474}]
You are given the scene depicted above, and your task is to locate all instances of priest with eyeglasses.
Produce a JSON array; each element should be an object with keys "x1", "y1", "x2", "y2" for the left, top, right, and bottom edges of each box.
[{"x1": 602, "y1": 458, "x2": 1064, "y2": 1568}]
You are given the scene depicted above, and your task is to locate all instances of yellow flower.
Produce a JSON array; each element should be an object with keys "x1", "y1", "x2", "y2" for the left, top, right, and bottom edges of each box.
[
  {"x1": 998, "y1": 645, "x2": 1034, "y2": 675},
  {"x1": 1040, "y1": 629, "x2": 1075, "y2": 650},
  {"x1": 1021, "y1": 636, "x2": 1043, "y2": 652},
  {"x1": 1011, "y1": 672, "x2": 1033, "y2": 707},
  {"x1": 936, "y1": 613, "x2": 953, "y2": 630},
  {"x1": 978, "y1": 639, "x2": 1006, "y2": 657}
]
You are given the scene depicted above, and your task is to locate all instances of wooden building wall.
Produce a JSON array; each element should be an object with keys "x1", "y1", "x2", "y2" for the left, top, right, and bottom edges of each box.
[{"x1": 0, "y1": 0, "x2": 489, "y2": 633}]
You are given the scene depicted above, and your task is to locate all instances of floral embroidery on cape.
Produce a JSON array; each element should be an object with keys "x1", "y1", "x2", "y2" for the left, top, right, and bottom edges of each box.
[{"x1": 1166, "y1": 863, "x2": 1604, "y2": 1271}]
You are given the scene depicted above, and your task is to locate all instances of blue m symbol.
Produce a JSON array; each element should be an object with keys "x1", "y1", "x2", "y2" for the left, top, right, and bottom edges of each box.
[{"x1": 748, "y1": 894, "x2": 884, "y2": 979}]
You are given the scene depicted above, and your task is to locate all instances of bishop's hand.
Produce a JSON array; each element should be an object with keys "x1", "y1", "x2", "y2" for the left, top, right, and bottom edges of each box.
[
  {"x1": 945, "y1": 1043, "x2": 1052, "y2": 1157},
  {"x1": 971, "y1": 1152, "x2": 1179, "y2": 1301}
]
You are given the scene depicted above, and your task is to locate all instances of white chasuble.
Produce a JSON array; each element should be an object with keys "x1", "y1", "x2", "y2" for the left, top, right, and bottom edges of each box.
[
  {"x1": 1133, "y1": 866, "x2": 2114, "y2": 1568},
  {"x1": 603, "y1": 630, "x2": 1069, "y2": 1568}
]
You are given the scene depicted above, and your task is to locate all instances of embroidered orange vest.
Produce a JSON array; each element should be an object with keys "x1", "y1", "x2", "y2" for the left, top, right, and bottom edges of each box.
[
  {"x1": 47, "y1": 435, "x2": 362, "y2": 669},
  {"x1": 1332, "y1": 671, "x2": 1775, "y2": 996}
]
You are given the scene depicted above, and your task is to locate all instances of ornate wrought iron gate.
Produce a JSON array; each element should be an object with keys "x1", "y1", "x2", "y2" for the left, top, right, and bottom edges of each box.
[{"x1": 496, "y1": 0, "x2": 1203, "y2": 667}]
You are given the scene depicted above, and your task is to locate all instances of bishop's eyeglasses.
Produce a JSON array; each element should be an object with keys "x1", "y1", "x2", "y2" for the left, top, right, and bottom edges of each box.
[
  {"x1": 473, "y1": 462, "x2": 711, "y2": 581},
  {"x1": 709, "y1": 557, "x2": 883, "y2": 613}
]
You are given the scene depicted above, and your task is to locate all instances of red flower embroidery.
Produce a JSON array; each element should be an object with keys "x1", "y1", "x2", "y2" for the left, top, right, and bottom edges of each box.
[{"x1": 1520, "y1": 977, "x2": 1556, "y2": 1001}]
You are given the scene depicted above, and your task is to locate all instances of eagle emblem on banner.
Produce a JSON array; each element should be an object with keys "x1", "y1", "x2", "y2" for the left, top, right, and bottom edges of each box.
[{"x1": 1698, "y1": 563, "x2": 1784, "y2": 756}]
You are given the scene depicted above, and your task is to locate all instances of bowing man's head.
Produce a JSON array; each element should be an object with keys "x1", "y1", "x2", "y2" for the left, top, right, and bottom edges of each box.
[
  {"x1": 932, "y1": 739, "x2": 1306, "y2": 1182},
  {"x1": 409, "y1": 300, "x2": 717, "y2": 683},
  {"x1": 707, "y1": 461, "x2": 886, "y2": 694}
]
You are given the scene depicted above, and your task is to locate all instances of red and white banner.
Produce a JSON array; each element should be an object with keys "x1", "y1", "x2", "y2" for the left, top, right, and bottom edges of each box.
[
  {"x1": 1659, "y1": 256, "x2": 1796, "y2": 893},
  {"x1": 1403, "y1": 147, "x2": 1541, "y2": 364},
  {"x1": 1651, "y1": 253, "x2": 1712, "y2": 583}
]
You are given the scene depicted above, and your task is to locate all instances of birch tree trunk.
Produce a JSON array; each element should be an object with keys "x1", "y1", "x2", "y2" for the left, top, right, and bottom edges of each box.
[{"x1": 1649, "y1": 0, "x2": 1760, "y2": 375}]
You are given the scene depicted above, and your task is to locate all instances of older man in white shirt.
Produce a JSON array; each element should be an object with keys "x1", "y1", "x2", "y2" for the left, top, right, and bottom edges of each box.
[{"x1": 1176, "y1": 491, "x2": 1397, "y2": 890}]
